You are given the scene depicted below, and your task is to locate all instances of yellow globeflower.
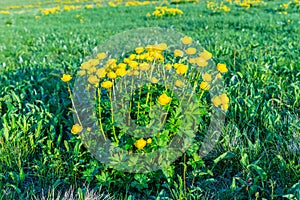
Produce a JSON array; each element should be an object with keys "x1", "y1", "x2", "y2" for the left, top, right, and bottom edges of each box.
[
  {"x1": 202, "y1": 73, "x2": 212, "y2": 82},
  {"x1": 146, "y1": 138, "x2": 152, "y2": 144},
  {"x1": 61, "y1": 74, "x2": 72, "y2": 82},
  {"x1": 216, "y1": 73, "x2": 222, "y2": 79},
  {"x1": 96, "y1": 68, "x2": 107, "y2": 78},
  {"x1": 81, "y1": 61, "x2": 91, "y2": 70},
  {"x1": 71, "y1": 124, "x2": 83, "y2": 135},
  {"x1": 221, "y1": 103, "x2": 229, "y2": 111},
  {"x1": 101, "y1": 80, "x2": 113, "y2": 89},
  {"x1": 78, "y1": 70, "x2": 86, "y2": 76},
  {"x1": 217, "y1": 63, "x2": 228, "y2": 73},
  {"x1": 135, "y1": 47, "x2": 144, "y2": 54},
  {"x1": 129, "y1": 61, "x2": 139, "y2": 69},
  {"x1": 87, "y1": 67, "x2": 97, "y2": 74},
  {"x1": 174, "y1": 49, "x2": 184, "y2": 57},
  {"x1": 158, "y1": 43, "x2": 168, "y2": 50},
  {"x1": 88, "y1": 75, "x2": 99, "y2": 85},
  {"x1": 96, "y1": 52, "x2": 107, "y2": 60},
  {"x1": 196, "y1": 57, "x2": 208, "y2": 67},
  {"x1": 175, "y1": 80, "x2": 184, "y2": 88},
  {"x1": 139, "y1": 62, "x2": 150, "y2": 71},
  {"x1": 89, "y1": 59, "x2": 100, "y2": 67},
  {"x1": 129, "y1": 54, "x2": 136, "y2": 60},
  {"x1": 135, "y1": 138, "x2": 147, "y2": 150},
  {"x1": 188, "y1": 58, "x2": 197, "y2": 64},
  {"x1": 200, "y1": 81, "x2": 210, "y2": 90},
  {"x1": 199, "y1": 50, "x2": 212, "y2": 61},
  {"x1": 158, "y1": 94, "x2": 172, "y2": 105},
  {"x1": 185, "y1": 47, "x2": 197, "y2": 55},
  {"x1": 212, "y1": 96, "x2": 222, "y2": 107},
  {"x1": 176, "y1": 64, "x2": 188, "y2": 75},
  {"x1": 220, "y1": 93, "x2": 230, "y2": 104},
  {"x1": 165, "y1": 63, "x2": 172, "y2": 70},
  {"x1": 116, "y1": 68, "x2": 127, "y2": 77},
  {"x1": 107, "y1": 71, "x2": 117, "y2": 79},
  {"x1": 151, "y1": 77, "x2": 159, "y2": 83},
  {"x1": 181, "y1": 36, "x2": 192, "y2": 45}
]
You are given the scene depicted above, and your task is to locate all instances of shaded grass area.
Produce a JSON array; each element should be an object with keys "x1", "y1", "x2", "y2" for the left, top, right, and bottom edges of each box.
[{"x1": 0, "y1": 1, "x2": 300, "y2": 199}]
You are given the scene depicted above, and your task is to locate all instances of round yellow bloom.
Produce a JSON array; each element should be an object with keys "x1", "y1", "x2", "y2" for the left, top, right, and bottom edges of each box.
[
  {"x1": 146, "y1": 138, "x2": 152, "y2": 144},
  {"x1": 71, "y1": 124, "x2": 83, "y2": 135},
  {"x1": 216, "y1": 73, "x2": 222, "y2": 79},
  {"x1": 88, "y1": 75, "x2": 99, "y2": 85},
  {"x1": 185, "y1": 47, "x2": 197, "y2": 55},
  {"x1": 176, "y1": 64, "x2": 188, "y2": 75},
  {"x1": 220, "y1": 93, "x2": 229, "y2": 104},
  {"x1": 116, "y1": 68, "x2": 127, "y2": 77},
  {"x1": 118, "y1": 63, "x2": 127, "y2": 69},
  {"x1": 87, "y1": 67, "x2": 97, "y2": 74},
  {"x1": 89, "y1": 59, "x2": 100, "y2": 67},
  {"x1": 151, "y1": 77, "x2": 159, "y2": 83},
  {"x1": 202, "y1": 73, "x2": 212, "y2": 82},
  {"x1": 181, "y1": 36, "x2": 192, "y2": 45},
  {"x1": 101, "y1": 80, "x2": 113, "y2": 89},
  {"x1": 199, "y1": 50, "x2": 212, "y2": 61},
  {"x1": 61, "y1": 74, "x2": 72, "y2": 82},
  {"x1": 165, "y1": 63, "x2": 172, "y2": 70},
  {"x1": 145, "y1": 45, "x2": 153, "y2": 52},
  {"x1": 158, "y1": 94, "x2": 172, "y2": 105},
  {"x1": 139, "y1": 62, "x2": 150, "y2": 71},
  {"x1": 158, "y1": 43, "x2": 168, "y2": 50},
  {"x1": 200, "y1": 81, "x2": 210, "y2": 90},
  {"x1": 135, "y1": 47, "x2": 144, "y2": 54},
  {"x1": 96, "y1": 52, "x2": 107, "y2": 60},
  {"x1": 129, "y1": 61, "x2": 139, "y2": 69},
  {"x1": 221, "y1": 103, "x2": 229, "y2": 111},
  {"x1": 107, "y1": 71, "x2": 117, "y2": 79},
  {"x1": 175, "y1": 80, "x2": 184, "y2": 88},
  {"x1": 78, "y1": 70, "x2": 86, "y2": 76},
  {"x1": 188, "y1": 58, "x2": 197, "y2": 64},
  {"x1": 81, "y1": 61, "x2": 91, "y2": 70},
  {"x1": 217, "y1": 63, "x2": 228, "y2": 73},
  {"x1": 129, "y1": 54, "x2": 136, "y2": 60},
  {"x1": 174, "y1": 49, "x2": 184, "y2": 57},
  {"x1": 196, "y1": 57, "x2": 208, "y2": 67},
  {"x1": 212, "y1": 96, "x2": 222, "y2": 107},
  {"x1": 135, "y1": 138, "x2": 147, "y2": 150},
  {"x1": 133, "y1": 70, "x2": 139, "y2": 76},
  {"x1": 96, "y1": 68, "x2": 107, "y2": 78}
]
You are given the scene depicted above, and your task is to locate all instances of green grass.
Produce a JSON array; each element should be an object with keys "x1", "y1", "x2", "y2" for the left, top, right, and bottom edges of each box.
[{"x1": 0, "y1": 1, "x2": 300, "y2": 199}]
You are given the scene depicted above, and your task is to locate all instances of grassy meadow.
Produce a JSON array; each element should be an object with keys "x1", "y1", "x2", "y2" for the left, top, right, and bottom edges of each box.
[{"x1": 0, "y1": 0, "x2": 299, "y2": 199}]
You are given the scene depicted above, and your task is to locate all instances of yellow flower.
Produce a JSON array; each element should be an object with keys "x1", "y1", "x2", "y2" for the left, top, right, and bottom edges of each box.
[
  {"x1": 174, "y1": 49, "x2": 184, "y2": 57},
  {"x1": 133, "y1": 70, "x2": 139, "y2": 76},
  {"x1": 216, "y1": 73, "x2": 222, "y2": 79},
  {"x1": 71, "y1": 124, "x2": 83, "y2": 135},
  {"x1": 200, "y1": 81, "x2": 210, "y2": 90},
  {"x1": 116, "y1": 68, "x2": 127, "y2": 77},
  {"x1": 97, "y1": 52, "x2": 107, "y2": 60},
  {"x1": 175, "y1": 80, "x2": 184, "y2": 88},
  {"x1": 158, "y1": 94, "x2": 172, "y2": 105},
  {"x1": 101, "y1": 80, "x2": 113, "y2": 89},
  {"x1": 212, "y1": 96, "x2": 222, "y2": 107},
  {"x1": 158, "y1": 43, "x2": 168, "y2": 50},
  {"x1": 88, "y1": 75, "x2": 99, "y2": 85},
  {"x1": 87, "y1": 67, "x2": 97, "y2": 74},
  {"x1": 89, "y1": 59, "x2": 100, "y2": 67},
  {"x1": 221, "y1": 103, "x2": 229, "y2": 111},
  {"x1": 176, "y1": 64, "x2": 188, "y2": 75},
  {"x1": 81, "y1": 61, "x2": 91, "y2": 70},
  {"x1": 135, "y1": 138, "x2": 147, "y2": 150},
  {"x1": 118, "y1": 63, "x2": 127, "y2": 69},
  {"x1": 96, "y1": 68, "x2": 107, "y2": 78},
  {"x1": 217, "y1": 63, "x2": 228, "y2": 73},
  {"x1": 220, "y1": 93, "x2": 229, "y2": 104},
  {"x1": 181, "y1": 36, "x2": 192, "y2": 45},
  {"x1": 165, "y1": 63, "x2": 172, "y2": 70},
  {"x1": 188, "y1": 58, "x2": 197, "y2": 64},
  {"x1": 146, "y1": 138, "x2": 152, "y2": 144},
  {"x1": 199, "y1": 50, "x2": 212, "y2": 61},
  {"x1": 135, "y1": 47, "x2": 144, "y2": 54},
  {"x1": 202, "y1": 73, "x2": 212, "y2": 82},
  {"x1": 78, "y1": 70, "x2": 86, "y2": 76},
  {"x1": 185, "y1": 47, "x2": 197, "y2": 55},
  {"x1": 107, "y1": 71, "x2": 117, "y2": 79},
  {"x1": 129, "y1": 61, "x2": 139, "y2": 69},
  {"x1": 139, "y1": 62, "x2": 150, "y2": 70},
  {"x1": 129, "y1": 54, "x2": 136, "y2": 60},
  {"x1": 196, "y1": 57, "x2": 208, "y2": 67},
  {"x1": 61, "y1": 74, "x2": 72, "y2": 82},
  {"x1": 151, "y1": 77, "x2": 159, "y2": 83}
]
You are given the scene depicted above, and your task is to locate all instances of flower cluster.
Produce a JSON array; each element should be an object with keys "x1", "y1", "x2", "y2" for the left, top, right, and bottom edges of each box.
[
  {"x1": 147, "y1": 7, "x2": 184, "y2": 17},
  {"x1": 125, "y1": 1, "x2": 156, "y2": 7},
  {"x1": 64, "y1": 35, "x2": 229, "y2": 151}
]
